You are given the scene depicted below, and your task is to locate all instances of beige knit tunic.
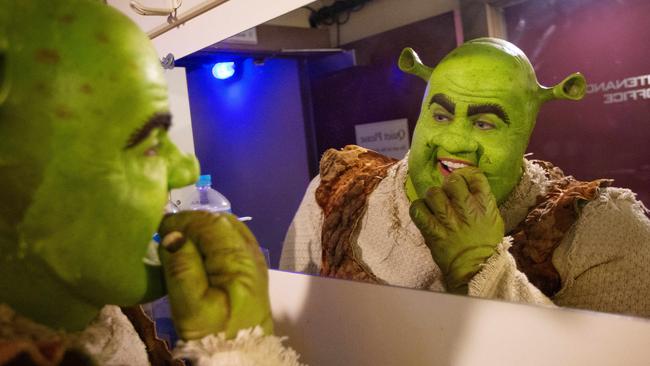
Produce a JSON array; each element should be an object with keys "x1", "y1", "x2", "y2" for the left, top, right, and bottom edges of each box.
[{"x1": 280, "y1": 158, "x2": 650, "y2": 318}]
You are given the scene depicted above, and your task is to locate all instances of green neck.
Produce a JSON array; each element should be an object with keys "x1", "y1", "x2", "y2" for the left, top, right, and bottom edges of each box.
[{"x1": 0, "y1": 236, "x2": 101, "y2": 331}]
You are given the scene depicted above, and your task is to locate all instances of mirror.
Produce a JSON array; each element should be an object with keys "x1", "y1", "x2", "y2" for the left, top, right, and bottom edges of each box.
[{"x1": 175, "y1": 0, "x2": 650, "y2": 320}]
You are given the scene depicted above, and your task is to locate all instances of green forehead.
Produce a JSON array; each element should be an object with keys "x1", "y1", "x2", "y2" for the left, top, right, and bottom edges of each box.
[
  {"x1": 5, "y1": 1, "x2": 168, "y2": 133},
  {"x1": 428, "y1": 39, "x2": 539, "y2": 105}
]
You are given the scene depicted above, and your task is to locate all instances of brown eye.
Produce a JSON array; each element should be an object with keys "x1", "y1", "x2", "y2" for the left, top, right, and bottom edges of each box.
[
  {"x1": 144, "y1": 147, "x2": 158, "y2": 156},
  {"x1": 141, "y1": 129, "x2": 163, "y2": 157},
  {"x1": 434, "y1": 113, "x2": 451, "y2": 123},
  {"x1": 474, "y1": 120, "x2": 495, "y2": 130},
  {"x1": 144, "y1": 141, "x2": 161, "y2": 156}
]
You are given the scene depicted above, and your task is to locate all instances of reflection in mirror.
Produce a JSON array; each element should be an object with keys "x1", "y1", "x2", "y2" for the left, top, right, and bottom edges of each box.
[{"x1": 177, "y1": 0, "x2": 650, "y2": 319}]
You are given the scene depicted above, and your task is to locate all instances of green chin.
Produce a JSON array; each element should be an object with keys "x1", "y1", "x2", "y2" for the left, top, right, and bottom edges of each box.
[{"x1": 484, "y1": 167, "x2": 523, "y2": 205}]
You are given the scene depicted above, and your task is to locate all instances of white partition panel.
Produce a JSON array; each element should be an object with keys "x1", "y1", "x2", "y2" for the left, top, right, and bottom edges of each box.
[
  {"x1": 165, "y1": 67, "x2": 195, "y2": 155},
  {"x1": 269, "y1": 270, "x2": 650, "y2": 366}
]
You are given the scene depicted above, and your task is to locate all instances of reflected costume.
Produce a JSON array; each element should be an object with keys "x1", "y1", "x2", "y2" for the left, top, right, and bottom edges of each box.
[
  {"x1": 280, "y1": 39, "x2": 650, "y2": 318},
  {"x1": 0, "y1": 1, "x2": 302, "y2": 365}
]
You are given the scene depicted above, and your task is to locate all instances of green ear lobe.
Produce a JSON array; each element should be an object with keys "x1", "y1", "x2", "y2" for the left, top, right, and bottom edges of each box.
[
  {"x1": 540, "y1": 72, "x2": 586, "y2": 102},
  {"x1": 398, "y1": 47, "x2": 433, "y2": 82}
]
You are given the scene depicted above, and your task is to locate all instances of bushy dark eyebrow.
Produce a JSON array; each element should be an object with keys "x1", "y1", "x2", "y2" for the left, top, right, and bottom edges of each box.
[
  {"x1": 125, "y1": 113, "x2": 172, "y2": 149},
  {"x1": 467, "y1": 104, "x2": 510, "y2": 125},
  {"x1": 429, "y1": 93, "x2": 455, "y2": 114}
]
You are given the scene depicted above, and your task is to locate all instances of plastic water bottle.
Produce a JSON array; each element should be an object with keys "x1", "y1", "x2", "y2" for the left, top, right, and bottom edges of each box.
[
  {"x1": 145, "y1": 177, "x2": 234, "y2": 347},
  {"x1": 189, "y1": 174, "x2": 231, "y2": 213},
  {"x1": 188, "y1": 175, "x2": 270, "y2": 264}
]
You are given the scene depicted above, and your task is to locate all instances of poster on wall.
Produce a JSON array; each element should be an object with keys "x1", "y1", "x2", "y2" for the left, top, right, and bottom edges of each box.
[{"x1": 355, "y1": 118, "x2": 410, "y2": 159}]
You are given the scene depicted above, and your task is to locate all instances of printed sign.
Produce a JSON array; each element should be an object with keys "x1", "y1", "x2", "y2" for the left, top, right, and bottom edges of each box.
[
  {"x1": 355, "y1": 118, "x2": 410, "y2": 159},
  {"x1": 587, "y1": 73, "x2": 650, "y2": 104}
]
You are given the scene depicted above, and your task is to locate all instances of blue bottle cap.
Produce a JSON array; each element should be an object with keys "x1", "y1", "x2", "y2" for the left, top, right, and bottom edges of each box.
[{"x1": 196, "y1": 174, "x2": 212, "y2": 187}]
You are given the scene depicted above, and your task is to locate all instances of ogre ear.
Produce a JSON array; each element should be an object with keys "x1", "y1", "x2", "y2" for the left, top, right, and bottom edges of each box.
[
  {"x1": 541, "y1": 72, "x2": 586, "y2": 102},
  {"x1": 398, "y1": 47, "x2": 433, "y2": 82}
]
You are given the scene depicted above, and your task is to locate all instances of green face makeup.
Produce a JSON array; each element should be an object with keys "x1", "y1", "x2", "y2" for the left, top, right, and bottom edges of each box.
[
  {"x1": 401, "y1": 38, "x2": 586, "y2": 204},
  {"x1": 0, "y1": 0, "x2": 198, "y2": 330}
]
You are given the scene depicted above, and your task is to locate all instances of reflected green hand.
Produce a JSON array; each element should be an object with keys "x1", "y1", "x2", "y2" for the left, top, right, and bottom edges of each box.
[
  {"x1": 158, "y1": 211, "x2": 273, "y2": 340},
  {"x1": 409, "y1": 167, "x2": 504, "y2": 294}
]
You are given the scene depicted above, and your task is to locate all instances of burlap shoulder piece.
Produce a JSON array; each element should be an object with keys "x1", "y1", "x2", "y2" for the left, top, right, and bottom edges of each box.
[
  {"x1": 0, "y1": 304, "x2": 93, "y2": 366},
  {"x1": 0, "y1": 339, "x2": 93, "y2": 366},
  {"x1": 509, "y1": 160, "x2": 613, "y2": 297},
  {"x1": 316, "y1": 145, "x2": 398, "y2": 282}
]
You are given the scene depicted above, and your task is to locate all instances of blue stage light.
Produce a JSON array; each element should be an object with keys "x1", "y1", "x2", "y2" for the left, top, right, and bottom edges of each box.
[{"x1": 212, "y1": 62, "x2": 236, "y2": 80}]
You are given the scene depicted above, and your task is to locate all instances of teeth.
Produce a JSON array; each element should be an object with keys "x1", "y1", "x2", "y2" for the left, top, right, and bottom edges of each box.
[{"x1": 440, "y1": 160, "x2": 469, "y2": 171}]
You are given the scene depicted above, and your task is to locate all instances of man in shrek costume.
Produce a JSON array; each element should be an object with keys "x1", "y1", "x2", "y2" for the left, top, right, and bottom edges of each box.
[
  {"x1": 281, "y1": 38, "x2": 650, "y2": 317},
  {"x1": 0, "y1": 1, "x2": 302, "y2": 365}
]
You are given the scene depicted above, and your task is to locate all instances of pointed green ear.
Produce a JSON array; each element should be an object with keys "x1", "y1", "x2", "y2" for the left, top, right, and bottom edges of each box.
[
  {"x1": 540, "y1": 72, "x2": 586, "y2": 102},
  {"x1": 398, "y1": 47, "x2": 433, "y2": 82}
]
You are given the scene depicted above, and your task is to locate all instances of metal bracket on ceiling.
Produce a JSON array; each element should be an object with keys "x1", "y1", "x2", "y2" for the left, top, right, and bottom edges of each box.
[
  {"x1": 130, "y1": 0, "x2": 229, "y2": 39},
  {"x1": 160, "y1": 53, "x2": 175, "y2": 69},
  {"x1": 130, "y1": 0, "x2": 182, "y2": 17}
]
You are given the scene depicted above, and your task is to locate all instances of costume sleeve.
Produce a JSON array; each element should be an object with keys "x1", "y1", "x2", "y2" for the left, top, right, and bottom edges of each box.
[
  {"x1": 279, "y1": 176, "x2": 323, "y2": 274},
  {"x1": 551, "y1": 188, "x2": 650, "y2": 317},
  {"x1": 173, "y1": 326, "x2": 305, "y2": 366},
  {"x1": 469, "y1": 188, "x2": 650, "y2": 318},
  {"x1": 466, "y1": 238, "x2": 555, "y2": 306}
]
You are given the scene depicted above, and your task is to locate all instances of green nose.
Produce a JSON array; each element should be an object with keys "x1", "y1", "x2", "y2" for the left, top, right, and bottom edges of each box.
[
  {"x1": 437, "y1": 132, "x2": 479, "y2": 155},
  {"x1": 168, "y1": 149, "x2": 200, "y2": 189}
]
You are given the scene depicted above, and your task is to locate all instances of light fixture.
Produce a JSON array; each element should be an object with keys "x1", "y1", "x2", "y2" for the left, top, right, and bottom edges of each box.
[{"x1": 212, "y1": 61, "x2": 236, "y2": 80}]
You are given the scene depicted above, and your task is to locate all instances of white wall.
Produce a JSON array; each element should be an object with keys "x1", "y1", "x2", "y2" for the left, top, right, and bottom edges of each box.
[
  {"x1": 164, "y1": 67, "x2": 198, "y2": 207},
  {"x1": 332, "y1": 0, "x2": 459, "y2": 45},
  {"x1": 165, "y1": 68, "x2": 195, "y2": 155},
  {"x1": 265, "y1": 0, "x2": 325, "y2": 28}
]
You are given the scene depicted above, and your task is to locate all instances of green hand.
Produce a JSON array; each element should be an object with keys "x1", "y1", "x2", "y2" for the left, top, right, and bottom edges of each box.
[
  {"x1": 409, "y1": 167, "x2": 505, "y2": 294},
  {"x1": 157, "y1": 211, "x2": 273, "y2": 340}
]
